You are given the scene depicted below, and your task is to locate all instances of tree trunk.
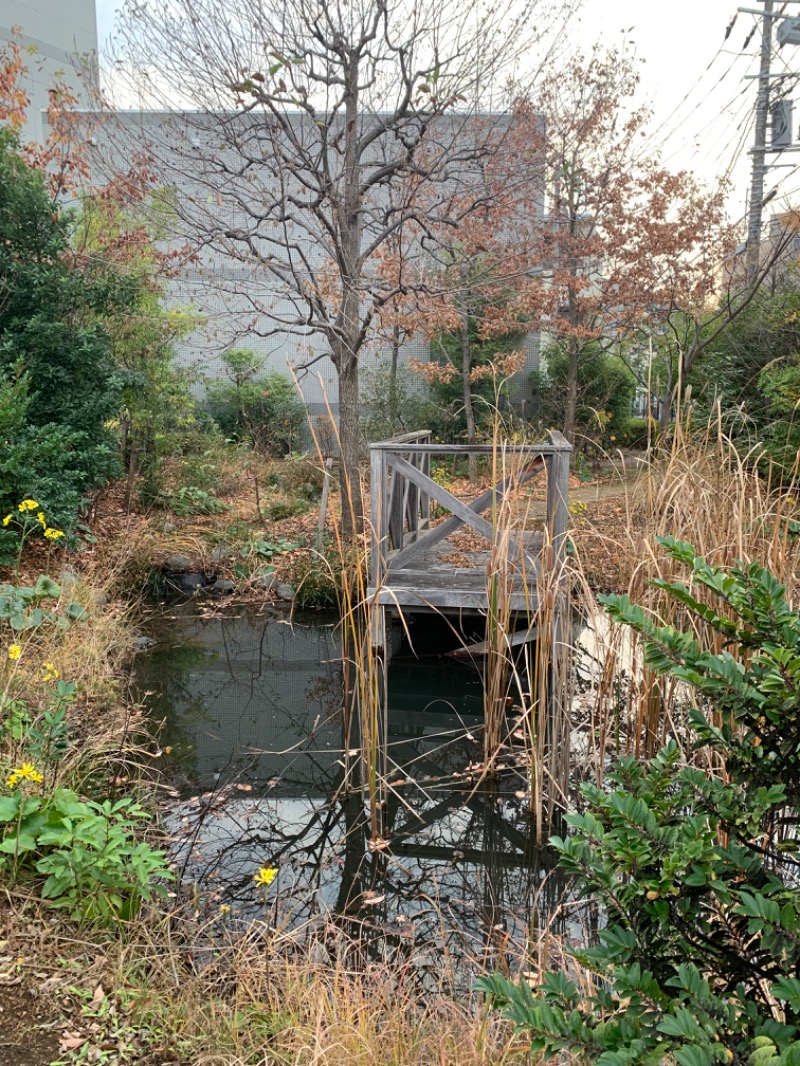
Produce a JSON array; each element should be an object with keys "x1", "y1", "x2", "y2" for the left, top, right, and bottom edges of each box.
[
  {"x1": 659, "y1": 372, "x2": 673, "y2": 442},
  {"x1": 123, "y1": 439, "x2": 138, "y2": 514},
  {"x1": 461, "y1": 309, "x2": 478, "y2": 481},
  {"x1": 563, "y1": 340, "x2": 579, "y2": 445},
  {"x1": 338, "y1": 355, "x2": 363, "y2": 539},
  {"x1": 389, "y1": 322, "x2": 400, "y2": 432},
  {"x1": 335, "y1": 54, "x2": 364, "y2": 539}
]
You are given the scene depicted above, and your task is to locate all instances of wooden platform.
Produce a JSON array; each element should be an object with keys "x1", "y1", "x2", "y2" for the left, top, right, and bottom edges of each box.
[
  {"x1": 374, "y1": 532, "x2": 546, "y2": 610},
  {"x1": 367, "y1": 432, "x2": 572, "y2": 615}
]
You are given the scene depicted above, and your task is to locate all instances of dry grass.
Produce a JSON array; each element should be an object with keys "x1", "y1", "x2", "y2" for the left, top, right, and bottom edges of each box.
[
  {"x1": 8, "y1": 576, "x2": 134, "y2": 700},
  {"x1": 569, "y1": 411, "x2": 800, "y2": 766},
  {"x1": 1, "y1": 902, "x2": 527, "y2": 1066},
  {"x1": 0, "y1": 553, "x2": 159, "y2": 805}
]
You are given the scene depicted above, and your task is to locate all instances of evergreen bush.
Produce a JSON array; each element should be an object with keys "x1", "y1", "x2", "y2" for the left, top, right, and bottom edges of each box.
[
  {"x1": 480, "y1": 537, "x2": 800, "y2": 1063},
  {"x1": 205, "y1": 349, "x2": 305, "y2": 455}
]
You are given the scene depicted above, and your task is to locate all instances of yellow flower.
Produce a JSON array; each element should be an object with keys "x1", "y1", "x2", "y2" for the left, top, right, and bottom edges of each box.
[
  {"x1": 254, "y1": 866, "x2": 278, "y2": 887},
  {"x1": 6, "y1": 763, "x2": 43, "y2": 788},
  {"x1": 2, "y1": 514, "x2": 11, "y2": 527},
  {"x1": 37, "y1": 512, "x2": 46, "y2": 527},
  {"x1": 7, "y1": 644, "x2": 21, "y2": 661},
  {"x1": 42, "y1": 662, "x2": 59, "y2": 682},
  {"x1": 219, "y1": 904, "x2": 231, "y2": 916},
  {"x1": 43, "y1": 528, "x2": 64, "y2": 540},
  {"x1": 17, "y1": 500, "x2": 39, "y2": 513}
]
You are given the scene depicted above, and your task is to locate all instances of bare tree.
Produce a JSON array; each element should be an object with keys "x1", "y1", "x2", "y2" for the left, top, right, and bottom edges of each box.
[{"x1": 104, "y1": 0, "x2": 579, "y2": 535}]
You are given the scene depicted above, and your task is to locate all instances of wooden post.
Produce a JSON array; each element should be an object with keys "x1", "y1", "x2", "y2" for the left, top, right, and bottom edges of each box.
[
  {"x1": 421, "y1": 449, "x2": 431, "y2": 529},
  {"x1": 370, "y1": 446, "x2": 388, "y2": 589},
  {"x1": 388, "y1": 456, "x2": 405, "y2": 550},
  {"x1": 546, "y1": 431, "x2": 572, "y2": 562}
]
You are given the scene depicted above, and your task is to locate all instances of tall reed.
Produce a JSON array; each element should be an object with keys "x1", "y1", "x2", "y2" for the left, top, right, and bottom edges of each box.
[
  {"x1": 304, "y1": 382, "x2": 388, "y2": 840},
  {"x1": 570, "y1": 407, "x2": 800, "y2": 773},
  {"x1": 478, "y1": 425, "x2": 573, "y2": 845}
]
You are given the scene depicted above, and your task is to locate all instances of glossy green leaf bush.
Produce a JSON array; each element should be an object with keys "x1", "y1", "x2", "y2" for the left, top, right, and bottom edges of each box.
[{"x1": 479, "y1": 538, "x2": 800, "y2": 1064}]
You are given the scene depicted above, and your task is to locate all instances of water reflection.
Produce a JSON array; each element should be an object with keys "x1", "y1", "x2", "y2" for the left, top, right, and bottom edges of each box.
[{"x1": 133, "y1": 599, "x2": 571, "y2": 979}]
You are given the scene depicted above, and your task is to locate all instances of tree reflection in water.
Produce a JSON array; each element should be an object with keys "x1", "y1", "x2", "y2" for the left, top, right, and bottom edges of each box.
[{"x1": 133, "y1": 600, "x2": 575, "y2": 988}]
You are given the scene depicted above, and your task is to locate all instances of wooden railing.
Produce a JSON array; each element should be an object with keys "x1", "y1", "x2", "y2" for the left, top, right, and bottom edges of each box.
[{"x1": 369, "y1": 430, "x2": 572, "y2": 591}]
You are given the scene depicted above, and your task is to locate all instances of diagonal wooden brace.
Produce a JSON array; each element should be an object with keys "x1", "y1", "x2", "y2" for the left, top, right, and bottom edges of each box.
[{"x1": 388, "y1": 454, "x2": 545, "y2": 572}]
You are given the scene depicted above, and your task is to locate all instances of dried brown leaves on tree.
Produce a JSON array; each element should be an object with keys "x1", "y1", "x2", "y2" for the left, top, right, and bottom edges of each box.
[{"x1": 516, "y1": 47, "x2": 731, "y2": 441}]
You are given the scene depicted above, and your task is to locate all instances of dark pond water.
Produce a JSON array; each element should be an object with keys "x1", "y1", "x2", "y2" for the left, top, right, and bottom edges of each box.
[{"x1": 133, "y1": 598, "x2": 573, "y2": 978}]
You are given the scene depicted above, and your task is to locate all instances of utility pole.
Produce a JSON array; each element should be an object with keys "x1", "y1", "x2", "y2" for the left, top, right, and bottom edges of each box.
[{"x1": 746, "y1": 0, "x2": 775, "y2": 283}]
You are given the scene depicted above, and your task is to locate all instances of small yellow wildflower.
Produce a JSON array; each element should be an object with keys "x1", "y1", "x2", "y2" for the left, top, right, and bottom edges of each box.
[
  {"x1": 6, "y1": 763, "x2": 43, "y2": 788},
  {"x1": 7, "y1": 644, "x2": 21, "y2": 661},
  {"x1": 254, "y1": 866, "x2": 278, "y2": 887},
  {"x1": 42, "y1": 662, "x2": 59, "y2": 682},
  {"x1": 43, "y1": 528, "x2": 64, "y2": 540},
  {"x1": 2, "y1": 514, "x2": 11, "y2": 527},
  {"x1": 219, "y1": 904, "x2": 231, "y2": 916},
  {"x1": 17, "y1": 499, "x2": 39, "y2": 513},
  {"x1": 36, "y1": 512, "x2": 46, "y2": 527}
]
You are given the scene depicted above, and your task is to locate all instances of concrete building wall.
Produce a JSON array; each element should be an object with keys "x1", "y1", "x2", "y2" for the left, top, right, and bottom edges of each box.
[
  {"x1": 0, "y1": 0, "x2": 97, "y2": 142},
  {"x1": 96, "y1": 109, "x2": 542, "y2": 418}
]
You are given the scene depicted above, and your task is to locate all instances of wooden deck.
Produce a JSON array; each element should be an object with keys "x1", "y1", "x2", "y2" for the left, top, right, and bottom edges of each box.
[{"x1": 368, "y1": 432, "x2": 572, "y2": 614}]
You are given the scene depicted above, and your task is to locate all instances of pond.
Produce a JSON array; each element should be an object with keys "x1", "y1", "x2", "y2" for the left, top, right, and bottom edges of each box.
[{"x1": 132, "y1": 598, "x2": 575, "y2": 981}]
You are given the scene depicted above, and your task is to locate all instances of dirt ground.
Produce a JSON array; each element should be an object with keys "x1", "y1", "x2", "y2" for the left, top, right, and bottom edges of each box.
[{"x1": 0, "y1": 982, "x2": 59, "y2": 1066}]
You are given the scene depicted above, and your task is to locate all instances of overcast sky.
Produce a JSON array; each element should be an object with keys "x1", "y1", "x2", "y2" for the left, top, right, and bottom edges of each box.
[{"x1": 94, "y1": 0, "x2": 795, "y2": 223}]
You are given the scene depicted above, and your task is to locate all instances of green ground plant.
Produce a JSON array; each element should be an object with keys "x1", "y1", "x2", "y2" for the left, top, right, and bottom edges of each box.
[
  {"x1": 0, "y1": 576, "x2": 86, "y2": 632},
  {"x1": 169, "y1": 485, "x2": 228, "y2": 517},
  {"x1": 480, "y1": 537, "x2": 800, "y2": 1063},
  {"x1": 0, "y1": 784, "x2": 170, "y2": 922},
  {"x1": 0, "y1": 657, "x2": 171, "y2": 923},
  {"x1": 1, "y1": 568, "x2": 171, "y2": 924}
]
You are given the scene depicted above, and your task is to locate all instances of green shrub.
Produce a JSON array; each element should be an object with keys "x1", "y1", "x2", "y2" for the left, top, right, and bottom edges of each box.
[
  {"x1": 756, "y1": 353, "x2": 800, "y2": 478},
  {"x1": 272, "y1": 453, "x2": 327, "y2": 497},
  {"x1": 0, "y1": 134, "x2": 123, "y2": 530},
  {"x1": 615, "y1": 415, "x2": 658, "y2": 449},
  {"x1": 289, "y1": 544, "x2": 355, "y2": 609},
  {"x1": 479, "y1": 538, "x2": 800, "y2": 1062},
  {"x1": 267, "y1": 496, "x2": 308, "y2": 521},
  {"x1": 361, "y1": 362, "x2": 440, "y2": 442},
  {"x1": 205, "y1": 350, "x2": 305, "y2": 455}
]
